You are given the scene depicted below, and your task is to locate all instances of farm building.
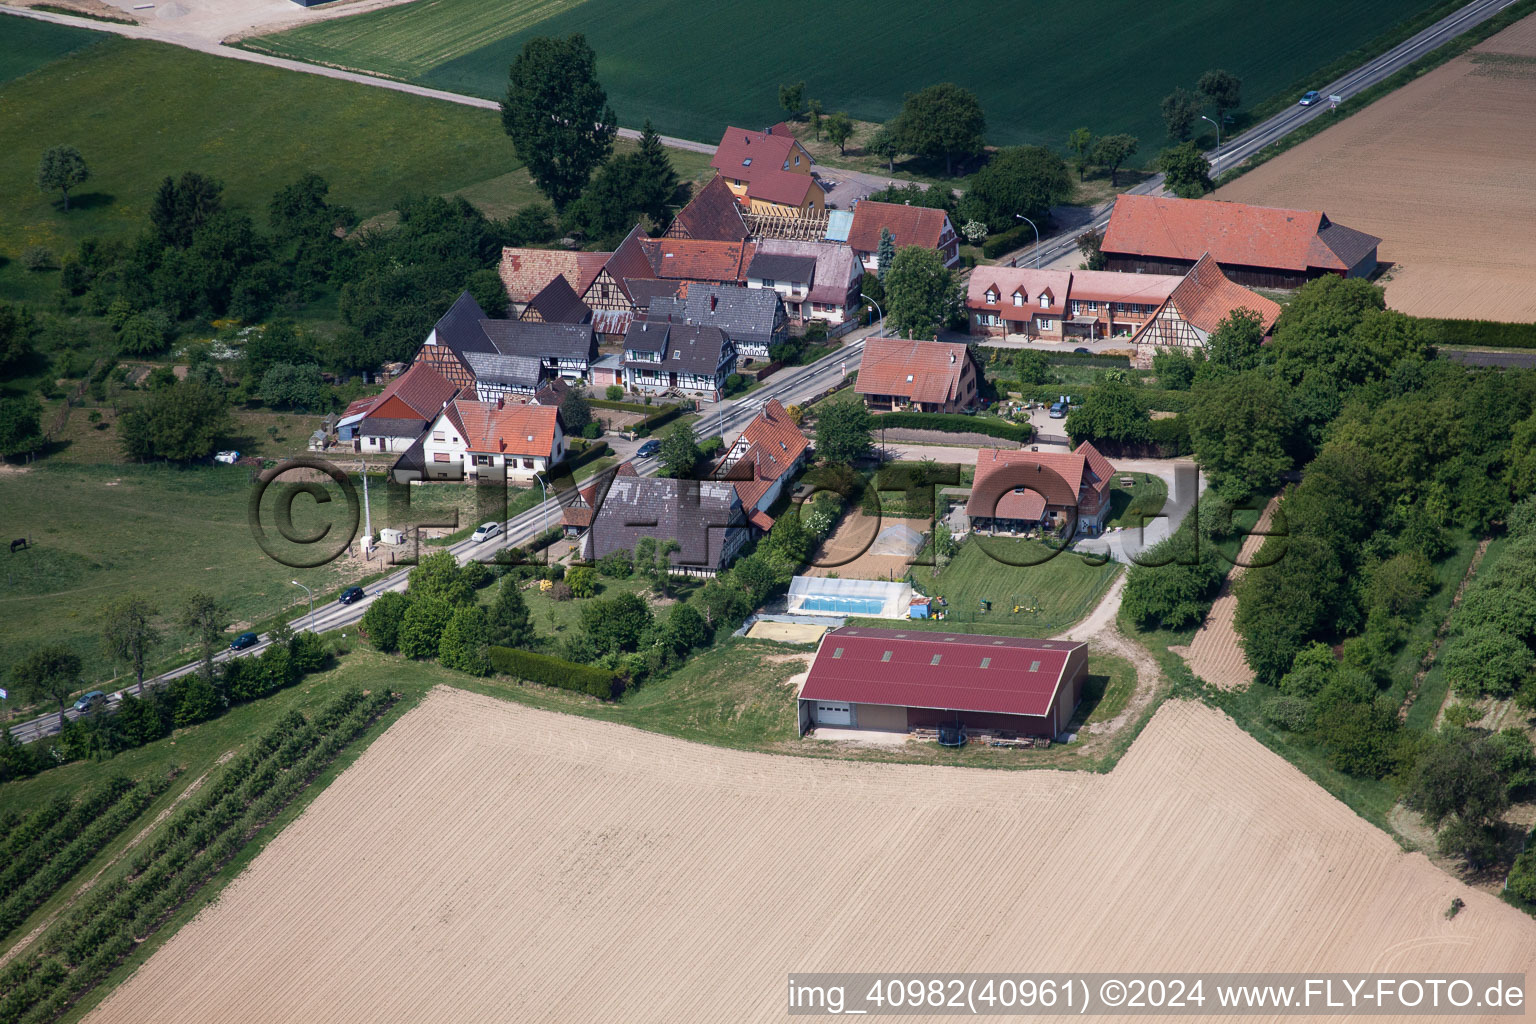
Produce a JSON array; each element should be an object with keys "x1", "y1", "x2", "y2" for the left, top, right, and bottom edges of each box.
[
  {"x1": 797, "y1": 627, "x2": 1088, "y2": 738},
  {"x1": 786, "y1": 577, "x2": 914, "y2": 619},
  {"x1": 709, "y1": 124, "x2": 826, "y2": 217},
  {"x1": 1100, "y1": 194, "x2": 1380, "y2": 288},
  {"x1": 1129, "y1": 253, "x2": 1283, "y2": 368}
]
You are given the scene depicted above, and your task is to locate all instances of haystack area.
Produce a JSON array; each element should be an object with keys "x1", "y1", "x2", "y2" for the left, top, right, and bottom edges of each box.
[
  {"x1": 88, "y1": 687, "x2": 1535, "y2": 1024},
  {"x1": 1214, "y1": 14, "x2": 1536, "y2": 322}
]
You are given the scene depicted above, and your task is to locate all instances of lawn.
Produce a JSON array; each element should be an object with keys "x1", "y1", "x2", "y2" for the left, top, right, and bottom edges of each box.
[
  {"x1": 0, "y1": 31, "x2": 700, "y2": 312},
  {"x1": 852, "y1": 535, "x2": 1120, "y2": 637},
  {"x1": 249, "y1": 0, "x2": 1450, "y2": 147},
  {"x1": 1104, "y1": 473, "x2": 1168, "y2": 530},
  {"x1": 0, "y1": 461, "x2": 364, "y2": 686}
]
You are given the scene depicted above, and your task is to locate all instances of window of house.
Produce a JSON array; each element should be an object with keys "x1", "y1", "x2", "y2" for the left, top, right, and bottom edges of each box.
[
  {"x1": 794, "y1": 154, "x2": 800, "y2": 166},
  {"x1": 1028, "y1": 660, "x2": 1041, "y2": 673},
  {"x1": 1086, "y1": 301, "x2": 1098, "y2": 312},
  {"x1": 763, "y1": 279, "x2": 775, "y2": 288},
  {"x1": 522, "y1": 458, "x2": 534, "y2": 469},
  {"x1": 985, "y1": 289, "x2": 998, "y2": 303},
  {"x1": 1070, "y1": 300, "x2": 1081, "y2": 315},
  {"x1": 980, "y1": 657, "x2": 991, "y2": 669},
  {"x1": 432, "y1": 431, "x2": 445, "y2": 442},
  {"x1": 475, "y1": 454, "x2": 491, "y2": 466},
  {"x1": 1012, "y1": 293, "x2": 1023, "y2": 306},
  {"x1": 905, "y1": 374, "x2": 914, "y2": 383},
  {"x1": 432, "y1": 453, "x2": 450, "y2": 463},
  {"x1": 1039, "y1": 295, "x2": 1050, "y2": 308},
  {"x1": 1040, "y1": 318, "x2": 1054, "y2": 331}
]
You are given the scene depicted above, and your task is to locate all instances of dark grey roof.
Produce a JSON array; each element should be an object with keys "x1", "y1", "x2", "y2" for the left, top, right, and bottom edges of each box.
[
  {"x1": 432, "y1": 291, "x2": 495, "y2": 355},
  {"x1": 1316, "y1": 220, "x2": 1381, "y2": 270},
  {"x1": 647, "y1": 284, "x2": 783, "y2": 350},
  {"x1": 625, "y1": 278, "x2": 682, "y2": 309},
  {"x1": 523, "y1": 275, "x2": 591, "y2": 324},
  {"x1": 620, "y1": 321, "x2": 733, "y2": 375},
  {"x1": 533, "y1": 378, "x2": 572, "y2": 405},
  {"x1": 463, "y1": 350, "x2": 541, "y2": 388},
  {"x1": 359, "y1": 417, "x2": 428, "y2": 438},
  {"x1": 389, "y1": 432, "x2": 427, "y2": 481},
  {"x1": 478, "y1": 319, "x2": 598, "y2": 362},
  {"x1": 587, "y1": 476, "x2": 745, "y2": 570},
  {"x1": 746, "y1": 252, "x2": 816, "y2": 283}
]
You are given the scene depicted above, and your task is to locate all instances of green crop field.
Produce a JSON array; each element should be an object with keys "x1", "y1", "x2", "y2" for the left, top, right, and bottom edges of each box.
[{"x1": 250, "y1": 0, "x2": 1451, "y2": 146}]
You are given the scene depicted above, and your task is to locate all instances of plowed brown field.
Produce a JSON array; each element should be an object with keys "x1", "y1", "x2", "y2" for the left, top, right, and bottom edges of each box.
[
  {"x1": 1215, "y1": 14, "x2": 1536, "y2": 322},
  {"x1": 87, "y1": 687, "x2": 1535, "y2": 1024}
]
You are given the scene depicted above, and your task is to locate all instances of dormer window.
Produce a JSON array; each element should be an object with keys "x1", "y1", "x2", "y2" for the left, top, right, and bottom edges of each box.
[
  {"x1": 985, "y1": 289, "x2": 998, "y2": 303},
  {"x1": 1012, "y1": 291, "x2": 1024, "y2": 307},
  {"x1": 1039, "y1": 294, "x2": 1050, "y2": 309}
]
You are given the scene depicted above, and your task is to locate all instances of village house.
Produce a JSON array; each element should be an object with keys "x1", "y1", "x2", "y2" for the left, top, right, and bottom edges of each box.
[
  {"x1": 854, "y1": 338, "x2": 981, "y2": 413},
  {"x1": 1130, "y1": 253, "x2": 1283, "y2": 369},
  {"x1": 1100, "y1": 194, "x2": 1381, "y2": 288},
  {"x1": 745, "y1": 238, "x2": 864, "y2": 325},
  {"x1": 966, "y1": 442, "x2": 1116, "y2": 538},
  {"x1": 560, "y1": 461, "x2": 636, "y2": 539},
  {"x1": 663, "y1": 174, "x2": 750, "y2": 243},
  {"x1": 412, "y1": 291, "x2": 598, "y2": 400},
  {"x1": 847, "y1": 200, "x2": 960, "y2": 271},
  {"x1": 621, "y1": 320, "x2": 738, "y2": 403},
  {"x1": 353, "y1": 361, "x2": 459, "y2": 454},
  {"x1": 714, "y1": 399, "x2": 810, "y2": 530},
  {"x1": 419, "y1": 398, "x2": 564, "y2": 483},
  {"x1": 646, "y1": 283, "x2": 787, "y2": 363},
  {"x1": 518, "y1": 275, "x2": 592, "y2": 325},
  {"x1": 709, "y1": 124, "x2": 826, "y2": 217},
  {"x1": 583, "y1": 475, "x2": 751, "y2": 575}
]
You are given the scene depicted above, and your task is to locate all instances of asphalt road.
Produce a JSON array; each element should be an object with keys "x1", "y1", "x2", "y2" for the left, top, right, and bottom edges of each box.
[
  {"x1": 992, "y1": 0, "x2": 1524, "y2": 270},
  {"x1": 5, "y1": 333, "x2": 870, "y2": 745}
]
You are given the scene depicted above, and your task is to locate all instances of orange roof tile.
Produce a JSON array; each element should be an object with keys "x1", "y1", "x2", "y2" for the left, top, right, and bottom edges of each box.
[
  {"x1": 967, "y1": 268, "x2": 1072, "y2": 316},
  {"x1": 639, "y1": 238, "x2": 756, "y2": 283},
  {"x1": 1166, "y1": 253, "x2": 1282, "y2": 334},
  {"x1": 443, "y1": 399, "x2": 560, "y2": 458},
  {"x1": 718, "y1": 399, "x2": 809, "y2": 511},
  {"x1": 854, "y1": 338, "x2": 972, "y2": 406},
  {"x1": 709, "y1": 125, "x2": 817, "y2": 206},
  {"x1": 968, "y1": 444, "x2": 1114, "y2": 521},
  {"x1": 365, "y1": 361, "x2": 458, "y2": 422},
  {"x1": 847, "y1": 201, "x2": 952, "y2": 254}
]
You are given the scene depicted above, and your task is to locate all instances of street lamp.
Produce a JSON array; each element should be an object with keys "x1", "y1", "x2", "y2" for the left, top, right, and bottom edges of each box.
[
  {"x1": 861, "y1": 293, "x2": 885, "y2": 337},
  {"x1": 290, "y1": 580, "x2": 314, "y2": 634},
  {"x1": 1201, "y1": 114, "x2": 1222, "y2": 179},
  {"x1": 533, "y1": 473, "x2": 550, "y2": 560},
  {"x1": 1014, "y1": 214, "x2": 1040, "y2": 269}
]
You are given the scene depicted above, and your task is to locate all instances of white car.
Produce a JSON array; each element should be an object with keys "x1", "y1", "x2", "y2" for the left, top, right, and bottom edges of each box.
[
  {"x1": 470, "y1": 522, "x2": 502, "y2": 543},
  {"x1": 214, "y1": 450, "x2": 240, "y2": 465}
]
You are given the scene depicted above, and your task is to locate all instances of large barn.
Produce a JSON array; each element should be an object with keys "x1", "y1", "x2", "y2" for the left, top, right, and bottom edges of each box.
[{"x1": 797, "y1": 627, "x2": 1088, "y2": 739}]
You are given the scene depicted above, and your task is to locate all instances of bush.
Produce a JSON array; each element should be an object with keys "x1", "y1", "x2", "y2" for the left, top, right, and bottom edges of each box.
[
  {"x1": 487, "y1": 645, "x2": 620, "y2": 699},
  {"x1": 21, "y1": 246, "x2": 56, "y2": 272},
  {"x1": 605, "y1": 385, "x2": 625, "y2": 401},
  {"x1": 581, "y1": 421, "x2": 602, "y2": 439},
  {"x1": 567, "y1": 566, "x2": 598, "y2": 598},
  {"x1": 1261, "y1": 693, "x2": 1312, "y2": 732},
  {"x1": 874, "y1": 410, "x2": 1032, "y2": 442},
  {"x1": 980, "y1": 223, "x2": 1034, "y2": 260},
  {"x1": 1421, "y1": 318, "x2": 1536, "y2": 350}
]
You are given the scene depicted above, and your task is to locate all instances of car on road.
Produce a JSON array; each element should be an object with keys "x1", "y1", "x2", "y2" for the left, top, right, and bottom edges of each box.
[
  {"x1": 470, "y1": 522, "x2": 502, "y2": 543},
  {"x1": 230, "y1": 631, "x2": 259, "y2": 650},
  {"x1": 1073, "y1": 347, "x2": 1090, "y2": 354},
  {"x1": 338, "y1": 586, "x2": 365, "y2": 605},
  {"x1": 72, "y1": 691, "x2": 106, "y2": 713},
  {"x1": 636, "y1": 440, "x2": 661, "y2": 459},
  {"x1": 1298, "y1": 90, "x2": 1321, "y2": 106},
  {"x1": 214, "y1": 450, "x2": 240, "y2": 465}
]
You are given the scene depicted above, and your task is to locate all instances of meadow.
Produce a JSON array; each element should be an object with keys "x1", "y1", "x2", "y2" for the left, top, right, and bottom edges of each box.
[
  {"x1": 0, "y1": 17, "x2": 101, "y2": 84},
  {"x1": 250, "y1": 0, "x2": 1451, "y2": 146}
]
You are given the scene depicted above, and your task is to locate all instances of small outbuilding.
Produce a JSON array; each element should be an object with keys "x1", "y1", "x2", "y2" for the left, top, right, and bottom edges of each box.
[{"x1": 797, "y1": 626, "x2": 1088, "y2": 739}]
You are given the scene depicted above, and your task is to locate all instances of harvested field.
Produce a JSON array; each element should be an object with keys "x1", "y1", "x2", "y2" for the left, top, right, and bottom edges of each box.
[
  {"x1": 1215, "y1": 14, "x2": 1536, "y2": 322},
  {"x1": 86, "y1": 687, "x2": 1536, "y2": 1024},
  {"x1": 1173, "y1": 498, "x2": 1280, "y2": 690}
]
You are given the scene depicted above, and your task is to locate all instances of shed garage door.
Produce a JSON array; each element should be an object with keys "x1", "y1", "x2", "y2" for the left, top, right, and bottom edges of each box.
[{"x1": 814, "y1": 703, "x2": 852, "y2": 726}]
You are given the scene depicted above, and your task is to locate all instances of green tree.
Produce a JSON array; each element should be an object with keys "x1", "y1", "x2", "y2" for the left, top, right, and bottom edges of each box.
[
  {"x1": 658, "y1": 421, "x2": 701, "y2": 478},
  {"x1": 102, "y1": 596, "x2": 160, "y2": 689},
  {"x1": 361, "y1": 591, "x2": 410, "y2": 653},
  {"x1": 1160, "y1": 87, "x2": 1201, "y2": 141},
  {"x1": 439, "y1": 604, "x2": 492, "y2": 676},
  {"x1": 173, "y1": 673, "x2": 218, "y2": 728},
  {"x1": 399, "y1": 596, "x2": 453, "y2": 659},
  {"x1": 1014, "y1": 349, "x2": 1052, "y2": 385},
  {"x1": 117, "y1": 376, "x2": 233, "y2": 462},
  {"x1": 825, "y1": 111, "x2": 855, "y2": 155},
  {"x1": 1075, "y1": 229, "x2": 1106, "y2": 271},
  {"x1": 1196, "y1": 69, "x2": 1242, "y2": 121},
  {"x1": 1406, "y1": 731, "x2": 1509, "y2": 831},
  {"x1": 580, "y1": 592, "x2": 652, "y2": 653},
  {"x1": 36, "y1": 146, "x2": 89, "y2": 212},
  {"x1": 1090, "y1": 134, "x2": 1139, "y2": 187},
  {"x1": 778, "y1": 80, "x2": 806, "y2": 120},
  {"x1": 1122, "y1": 531, "x2": 1224, "y2": 630},
  {"x1": 566, "y1": 566, "x2": 598, "y2": 598},
  {"x1": 634, "y1": 120, "x2": 678, "y2": 221},
  {"x1": 1064, "y1": 379, "x2": 1151, "y2": 445},
  {"x1": 868, "y1": 124, "x2": 900, "y2": 173},
  {"x1": 0, "y1": 302, "x2": 35, "y2": 375},
  {"x1": 268, "y1": 172, "x2": 354, "y2": 242},
  {"x1": 0, "y1": 396, "x2": 44, "y2": 460},
  {"x1": 892, "y1": 83, "x2": 986, "y2": 175},
  {"x1": 1066, "y1": 127, "x2": 1095, "y2": 180},
  {"x1": 1151, "y1": 348, "x2": 1201, "y2": 389},
  {"x1": 563, "y1": 152, "x2": 667, "y2": 244},
  {"x1": 665, "y1": 601, "x2": 710, "y2": 653},
  {"x1": 12, "y1": 644, "x2": 81, "y2": 730},
  {"x1": 150, "y1": 171, "x2": 224, "y2": 247},
  {"x1": 1442, "y1": 623, "x2": 1533, "y2": 699},
  {"x1": 408, "y1": 550, "x2": 476, "y2": 606},
  {"x1": 117, "y1": 310, "x2": 172, "y2": 356},
  {"x1": 1188, "y1": 371, "x2": 1294, "y2": 498},
  {"x1": 814, "y1": 396, "x2": 874, "y2": 465},
  {"x1": 500, "y1": 34, "x2": 618, "y2": 210},
  {"x1": 1205, "y1": 308, "x2": 1268, "y2": 372},
  {"x1": 178, "y1": 591, "x2": 229, "y2": 683},
  {"x1": 876, "y1": 228, "x2": 896, "y2": 280},
  {"x1": 806, "y1": 98, "x2": 823, "y2": 139},
  {"x1": 260, "y1": 362, "x2": 330, "y2": 411},
  {"x1": 884, "y1": 245, "x2": 963, "y2": 337},
  {"x1": 1159, "y1": 141, "x2": 1213, "y2": 198},
  {"x1": 1235, "y1": 536, "x2": 1346, "y2": 685},
  {"x1": 959, "y1": 146, "x2": 1070, "y2": 231},
  {"x1": 486, "y1": 578, "x2": 537, "y2": 649},
  {"x1": 560, "y1": 388, "x2": 592, "y2": 433}
]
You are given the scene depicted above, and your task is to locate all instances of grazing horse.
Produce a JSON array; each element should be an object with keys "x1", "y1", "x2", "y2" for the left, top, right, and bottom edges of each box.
[{"x1": 9, "y1": 538, "x2": 26, "y2": 554}]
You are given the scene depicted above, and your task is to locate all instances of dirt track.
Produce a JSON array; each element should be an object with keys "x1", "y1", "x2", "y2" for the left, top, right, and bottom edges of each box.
[
  {"x1": 1174, "y1": 498, "x2": 1281, "y2": 691},
  {"x1": 1215, "y1": 14, "x2": 1536, "y2": 322},
  {"x1": 87, "y1": 686, "x2": 1536, "y2": 1024}
]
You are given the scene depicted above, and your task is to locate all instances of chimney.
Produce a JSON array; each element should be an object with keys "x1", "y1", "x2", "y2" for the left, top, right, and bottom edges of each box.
[
  {"x1": 949, "y1": 351, "x2": 956, "y2": 364},
  {"x1": 497, "y1": 396, "x2": 504, "y2": 409}
]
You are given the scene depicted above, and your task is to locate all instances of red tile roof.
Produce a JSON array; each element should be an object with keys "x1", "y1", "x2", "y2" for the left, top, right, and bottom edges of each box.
[
  {"x1": 639, "y1": 238, "x2": 756, "y2": 283},
  {"x1": 854, "y1": 338, "x2": 972, "y2": 405},
  {"x1": 968, "y1": 442, "x2": 1114, "y2": 521},
  {"x1": 1158, "y1": 252, "x2": 1283, "y2": 335},
  {"x1": 847, "y1": 201, "x2": 952, "y2": 254},
  {"x1": 363, "y1": 361, "x2": 458, "y2": 423},
  {"x1": 967, "y1": 268, "x2": 1072, "y2": 317},
  {"x1": 718, "y1": 399, "x2": 809, "y2": 512},
  {"x1": 443, "y1": 399, "x2": 560, "y2": 458},
  {"x1": 709, "y1": 125, "x2": 818, "y2": 207},
  {"x1": 1102, "y1": 195, "x2": 1379, "y2": 274},
  {"x1": 800, "y1": 627, "x2": 1086, "y2": 718}
]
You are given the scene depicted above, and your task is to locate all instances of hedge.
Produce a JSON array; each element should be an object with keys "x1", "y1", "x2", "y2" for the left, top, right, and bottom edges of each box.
[
  {"x1": 560, "y1": 440, "x2": 610, "y2": 474},
  {"x1": 488, "y1": 646, "x2": 619, "y2": 699},
  {"x1": 636, "y1": 405, "x2": 683, "y2": 435},
  {"x1": 1422, "y1": 318, "x2": 1536, "y2": 350},
  {"x1": 590, "y1": 398, "x2": 654, "y2": 414},
  {"x1": 874, "y1": 411, "x2": 1032, "y2": 442},
  {"x1": 981, "y1": 223, "x2": 1035, "y2": 260}
]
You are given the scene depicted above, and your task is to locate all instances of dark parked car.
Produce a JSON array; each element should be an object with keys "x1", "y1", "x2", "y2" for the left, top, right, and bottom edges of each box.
[
  {"x1": 338, "y1": 586, "x2": 365, "y2": 605},
  {"x1": 1073, "y1": 347, "x2": 1091, "y2": 354},
  {"x1": 230, "y1": 631, "x2": 259, "y2": 650},
  {"x1": 636, "y1": 440, "x2": 661, "y2": 459}
]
